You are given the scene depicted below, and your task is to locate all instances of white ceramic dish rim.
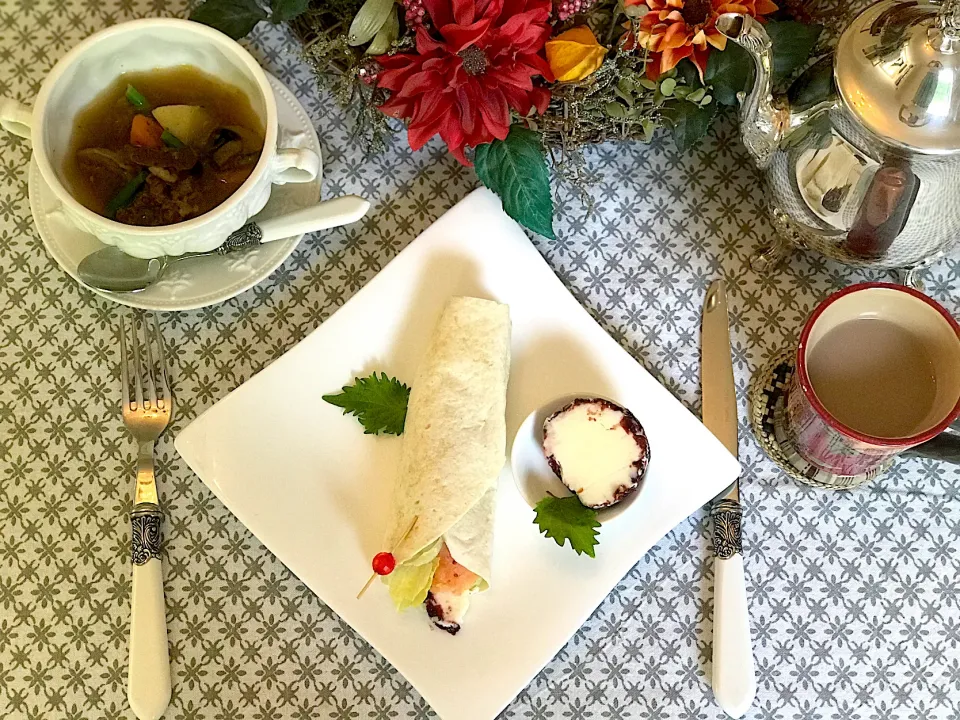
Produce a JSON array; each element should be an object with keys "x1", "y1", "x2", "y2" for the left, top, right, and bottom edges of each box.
[
  {"x1": 30, "y1": 74, "x2": 320, "y2": 312},
  {"x1": 173, "y1": 189, "x2": 744, "y2": 720},
  {"x1": 31, "y1": 17, "x2": 279, "y2": 240}
]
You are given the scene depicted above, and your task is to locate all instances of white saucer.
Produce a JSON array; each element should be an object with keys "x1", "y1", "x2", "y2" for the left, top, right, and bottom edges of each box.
[{"x1": 29, "y1": 73, "x2": 322, "y2": 312}]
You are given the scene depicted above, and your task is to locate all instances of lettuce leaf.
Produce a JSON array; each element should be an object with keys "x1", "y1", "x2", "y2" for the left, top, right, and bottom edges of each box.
[{"x1": 384, "y1": 539, "x2": 442, "y2": 611}]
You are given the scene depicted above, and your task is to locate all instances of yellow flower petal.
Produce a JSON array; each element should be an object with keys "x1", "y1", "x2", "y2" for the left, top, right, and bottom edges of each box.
[
  {"x1": 554, "y1": 26, "x2": 599, "y2": 45},
  {"x1": 546, "y1": 26, "x2": 608, "y2": 83}
]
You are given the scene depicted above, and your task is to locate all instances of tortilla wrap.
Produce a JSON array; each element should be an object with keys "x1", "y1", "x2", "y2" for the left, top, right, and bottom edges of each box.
[{"x1": 385, "y1": 296, "x2": 510, "y2": 588}]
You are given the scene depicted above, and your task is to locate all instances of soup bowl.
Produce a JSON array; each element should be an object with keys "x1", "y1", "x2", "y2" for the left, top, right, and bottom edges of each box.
[{"x1": 0, "y1": 18, "x2": 321, "y2": 259}]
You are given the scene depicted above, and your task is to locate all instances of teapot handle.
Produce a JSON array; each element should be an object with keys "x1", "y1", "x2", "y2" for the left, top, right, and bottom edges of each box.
[{"x1": 0, "y1": 99, "x2": 32, "y2": 141}]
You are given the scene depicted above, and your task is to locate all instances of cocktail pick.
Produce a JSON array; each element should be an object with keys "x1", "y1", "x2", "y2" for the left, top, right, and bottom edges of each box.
[{"x1": 357, "y1": 516, "x2": 419, "y2": 599}]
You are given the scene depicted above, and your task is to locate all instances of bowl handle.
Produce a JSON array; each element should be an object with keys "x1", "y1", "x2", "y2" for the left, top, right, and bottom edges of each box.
[
  {"x1": 271, "y1": 147, "x2": 320, "y2": 185},
  {"x1": 0, "y1": 99, "x2": 32, "y2": 141}
]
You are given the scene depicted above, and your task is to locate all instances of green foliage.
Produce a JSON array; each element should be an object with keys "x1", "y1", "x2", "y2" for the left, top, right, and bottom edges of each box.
[
  {"x1": 766, "y1": 21, "x2": 823, "y2": 83},
  {"x1": 706, "y1": 41, "x2": 753, "y2": 107},
  {"x1": 189, "y1": 0, "x2": 311, "y2": 39},
  {"x1": 675, "y1": 59, "x2": 703, "y2": 89},
  {"x1": 189, "y1": 0, "x2": 268, "y2": 39},
  {"x1": 322, "y1": 372, "x2": 410, "y2": 436},
  {"x1": 533, "y1": 495, "x2": 601, "y2": 558},
  {"x1": 662, "y1": 100, "x2": 718, "y2": 153},
  {"x1": 704, "y1": 19, "x2": 822, "y2": 107},
  {"x1": 787, "y1": 56, "x2": 836, "y2": 111},
  {"x1": 271, "y1": 0, "x2": 310, "y2": 23},
  {"x1": 474, "y1": 126, "x2": 555, "y2": 239}
]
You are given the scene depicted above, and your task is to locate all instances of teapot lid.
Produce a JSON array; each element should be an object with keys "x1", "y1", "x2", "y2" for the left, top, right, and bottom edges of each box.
[{"x1": 836, "y1": 0, "x2": 960, "y2": 154}]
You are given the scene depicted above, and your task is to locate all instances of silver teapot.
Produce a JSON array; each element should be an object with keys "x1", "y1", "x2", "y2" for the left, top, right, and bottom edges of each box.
[{"x1": 717, "y1": 0, "x2": 960, "y2": 282}]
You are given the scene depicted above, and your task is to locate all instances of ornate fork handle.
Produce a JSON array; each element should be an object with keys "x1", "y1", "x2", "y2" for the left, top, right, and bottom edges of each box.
[
  {"x1": 121, "y1": 316, "x2": 172, "y2": 720},
  {"x1": 127, "y1": 439, "x2": 170, "y2": 720},
  {"x1": 131, "y1": 504, "x2": 163, "y2": 566}
]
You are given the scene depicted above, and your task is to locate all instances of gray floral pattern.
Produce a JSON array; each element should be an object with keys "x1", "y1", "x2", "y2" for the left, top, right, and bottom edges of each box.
[{"x1": 1, "y1": 1, "x2": 960, "y2": 719}]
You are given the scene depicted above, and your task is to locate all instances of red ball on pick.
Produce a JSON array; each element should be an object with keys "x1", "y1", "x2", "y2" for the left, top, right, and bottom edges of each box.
[
  {"x1": 357, "y1": 516, "x2": 418, "y2": 599},
  {"x1": 372, "y1": 552, "x2": 396, "y2": 576}
]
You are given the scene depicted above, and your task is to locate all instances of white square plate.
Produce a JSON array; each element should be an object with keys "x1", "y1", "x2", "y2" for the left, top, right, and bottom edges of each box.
[{"x1": 175, "y1": 188, "x2": 741, "y2": 720}]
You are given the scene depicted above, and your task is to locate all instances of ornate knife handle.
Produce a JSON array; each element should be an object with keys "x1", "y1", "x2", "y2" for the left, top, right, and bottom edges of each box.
[
  {"x1": 710, "y1": 497, "x2": 755, "y2": 716},
  {"x1": 711, "y1": 498, "x2": 743, "y2": 559}
]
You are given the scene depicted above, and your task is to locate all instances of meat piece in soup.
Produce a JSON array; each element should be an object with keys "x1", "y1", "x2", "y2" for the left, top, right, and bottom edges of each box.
[{"x1": 63, "y1": 66, "x2": 265, "y2": 226}]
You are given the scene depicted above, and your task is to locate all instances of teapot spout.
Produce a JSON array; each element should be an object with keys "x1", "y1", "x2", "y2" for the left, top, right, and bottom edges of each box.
[{"x1": 716, "y1": 13, "x2": 788, "y2": 168}]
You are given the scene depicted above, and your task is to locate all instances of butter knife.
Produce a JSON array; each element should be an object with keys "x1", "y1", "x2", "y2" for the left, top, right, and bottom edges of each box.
[{"x1": 701, "y1": 279, "x2": 756, "y2": 718}]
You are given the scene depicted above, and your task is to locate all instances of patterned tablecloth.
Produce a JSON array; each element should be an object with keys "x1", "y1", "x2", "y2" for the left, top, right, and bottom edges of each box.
[{"x1": 3, "y1": 2, "x2": 960, "y2": 719}]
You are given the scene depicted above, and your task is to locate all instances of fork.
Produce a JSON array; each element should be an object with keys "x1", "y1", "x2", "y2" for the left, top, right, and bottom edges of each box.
[{"x1": 120, "y1": 314, "x2": 172, "y2": 720}]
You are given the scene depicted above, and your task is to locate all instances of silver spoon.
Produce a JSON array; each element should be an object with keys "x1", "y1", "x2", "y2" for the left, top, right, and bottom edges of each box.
[{"x1": 77, "y1": 195, "x2": 369, "y2": 293}]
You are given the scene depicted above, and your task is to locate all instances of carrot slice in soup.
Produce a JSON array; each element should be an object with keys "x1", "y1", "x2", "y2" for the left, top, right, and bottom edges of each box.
[{"x1": 130, "y1": 115, "x2": 164, "y2": 149}]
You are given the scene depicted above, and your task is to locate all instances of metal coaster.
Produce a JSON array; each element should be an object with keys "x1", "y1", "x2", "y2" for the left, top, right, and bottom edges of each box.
[{"x1": 748, "y1": 349, "x2": 892, "y2": 490}]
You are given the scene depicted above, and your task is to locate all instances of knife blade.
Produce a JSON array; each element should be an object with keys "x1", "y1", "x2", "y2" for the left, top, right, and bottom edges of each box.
[{"x1": 701, "y1": 279, "x2": 756, "y2": 719}]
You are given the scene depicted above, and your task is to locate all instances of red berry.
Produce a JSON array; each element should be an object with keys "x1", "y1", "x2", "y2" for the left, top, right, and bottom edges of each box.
[{"x1": 372, "y1": 552, "x2": 396, "y2": 575}]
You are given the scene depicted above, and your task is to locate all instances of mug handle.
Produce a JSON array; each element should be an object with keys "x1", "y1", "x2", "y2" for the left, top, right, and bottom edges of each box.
[
  {"x1": 903, "y1": 419, "x2": 960, "y2": 463},
  {"x1": 271, "y1": 148, "x2": 320, "y2": 185},
  {"x1": 0, "y1": 99, "x2": 32, "y2": 141}
]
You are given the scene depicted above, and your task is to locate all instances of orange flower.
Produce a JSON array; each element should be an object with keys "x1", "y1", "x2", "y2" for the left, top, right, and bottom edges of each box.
[{"x1": 623, "y1": 0, "x2": 777, "y2": 80}]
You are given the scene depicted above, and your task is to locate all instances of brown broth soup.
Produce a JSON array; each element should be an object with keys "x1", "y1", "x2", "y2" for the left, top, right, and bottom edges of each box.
[{"x1": 63, "y1": 66, "x2": 264, "y2": 226}]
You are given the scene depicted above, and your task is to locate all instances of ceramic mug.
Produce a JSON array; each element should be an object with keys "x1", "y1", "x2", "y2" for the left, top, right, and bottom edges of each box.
[
  {"x1": 0, "y1": 18, "x2": 320, "y2": 259},
  {"x1": 782, "y1": 282, "x2": 960, "y2": 487}
]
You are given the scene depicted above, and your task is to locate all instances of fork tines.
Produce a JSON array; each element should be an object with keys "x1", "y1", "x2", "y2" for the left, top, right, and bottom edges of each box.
[{"x1": 120, "y1": 314, "x2": 171, "y2": 413}]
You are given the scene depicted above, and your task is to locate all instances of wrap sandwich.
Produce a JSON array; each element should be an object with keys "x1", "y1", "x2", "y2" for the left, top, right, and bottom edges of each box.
[{"x1": 383, "y1": 296, "x2": 510, "y2": 634}]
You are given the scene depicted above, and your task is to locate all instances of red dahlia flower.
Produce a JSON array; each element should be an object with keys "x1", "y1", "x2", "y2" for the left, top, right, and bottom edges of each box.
[{"x1": 376, "y1": 0, "x2": 554, "y2": 164}]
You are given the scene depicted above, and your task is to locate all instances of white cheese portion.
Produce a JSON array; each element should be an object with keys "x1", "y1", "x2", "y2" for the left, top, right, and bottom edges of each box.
[
  {"x1": 428, "y1": 590, "x2": 471, "y2": 631},
  {"x1": 543, "y1": 402, "x2": 644, "y2": 508}
]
